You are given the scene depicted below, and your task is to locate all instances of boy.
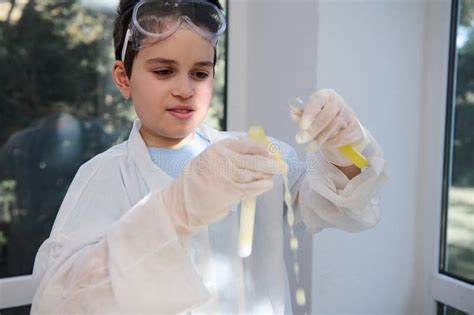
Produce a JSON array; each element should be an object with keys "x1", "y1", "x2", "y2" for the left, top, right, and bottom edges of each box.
[{"x1": 31, "y1": 0, "x2": 387, "y2": 313}]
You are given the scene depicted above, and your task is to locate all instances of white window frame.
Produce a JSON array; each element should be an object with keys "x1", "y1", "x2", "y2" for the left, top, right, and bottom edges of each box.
[
  {"x1": 0, "y1": 276, "x2": 35, "y2": 309},
  {"x1": 419, "y1": 1, "x2": 474, "y2": 314}
]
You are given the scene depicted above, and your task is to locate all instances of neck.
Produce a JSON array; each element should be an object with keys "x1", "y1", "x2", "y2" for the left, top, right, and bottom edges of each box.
[{"x1": 140, "y1": 127, "x2": 195, "y2": 149}]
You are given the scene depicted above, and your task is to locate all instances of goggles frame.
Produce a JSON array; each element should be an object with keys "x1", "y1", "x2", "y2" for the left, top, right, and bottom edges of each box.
[{"x1": 121, "y1": 0, "x2": 226, "y2": 62}]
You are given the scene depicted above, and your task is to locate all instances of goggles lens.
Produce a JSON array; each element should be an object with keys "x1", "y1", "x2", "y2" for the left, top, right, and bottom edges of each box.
[{"x1": 135, "y1": 1, "x2": 225, "y2": 36}]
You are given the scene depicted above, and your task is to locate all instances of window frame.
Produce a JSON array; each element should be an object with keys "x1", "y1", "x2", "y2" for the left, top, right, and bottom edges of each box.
[
  {"x1": 438, "y1": 0, "x2": 473, "y2": 287},
  {"x1": 421, "y1": 0, "x2": 474, "y2": 313},
  {"x1": 0, "y1": 276, "x2": 35, "y2": 309}
]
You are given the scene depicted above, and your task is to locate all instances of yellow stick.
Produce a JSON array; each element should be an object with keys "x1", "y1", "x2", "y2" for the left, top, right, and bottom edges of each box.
[{"x1": 337, "y1": 144, "x2": 368, "y2": 169}]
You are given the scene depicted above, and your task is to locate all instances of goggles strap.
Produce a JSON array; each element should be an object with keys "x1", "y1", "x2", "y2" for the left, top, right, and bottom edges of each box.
[{"x1": 121, "y1": 28, "x2": 132, "y2": 62}]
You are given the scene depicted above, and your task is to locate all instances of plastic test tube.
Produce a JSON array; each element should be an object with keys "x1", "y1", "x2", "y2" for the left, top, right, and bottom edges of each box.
[{"x1": 239, "y1": 127, "x2": 288, "y2": 258}]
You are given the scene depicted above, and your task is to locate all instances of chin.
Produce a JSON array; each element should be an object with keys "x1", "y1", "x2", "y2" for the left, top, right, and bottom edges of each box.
[{"x1": 169, "y1": 127, "x2": 195, "y2": 139}]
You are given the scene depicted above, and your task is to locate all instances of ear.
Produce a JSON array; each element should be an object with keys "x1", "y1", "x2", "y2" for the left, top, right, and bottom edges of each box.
[{"x1": 112, "y1": 60, "x2": 131, "y2": 99}]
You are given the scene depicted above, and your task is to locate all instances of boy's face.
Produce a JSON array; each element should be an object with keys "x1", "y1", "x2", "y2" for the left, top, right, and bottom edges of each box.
[{"x1": 124, "y1": 28, "x2": 215, "y2": 147}]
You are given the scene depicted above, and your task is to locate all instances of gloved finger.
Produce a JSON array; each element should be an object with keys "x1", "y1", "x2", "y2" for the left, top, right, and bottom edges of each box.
[
  {"x1": 307, "y1": 116, "x2": 347, "y2": 151},
  {"x1": 296, "y1": 102, "x2": 338, "y2": 144},
  {"x1": 223, "y1": 138, "x2": 273, "y2": 158},
  {"x1": 306, "y1": 123, "x2": 340, "y2": 152},
  {"x1": 296, "y1": 103, "x2": 339, "y2": 144},
  {"x1": 303, "y1": 97, "x2": 342, "y2": 140},
  {"x1": 325, "y1": 117, "x2": 364, "y2": 148},
  {"x1": 289, "y1": 106, "x2": 303, "y2": 124},
  {"x1": 306, "y1": 121, "x2": 344, "y2": 152},
  {"x1": 238, "y1": 179, "x2": 275, "y2": 198},
  {"x1": 299, "y1": 89, "x2": 331, "y2": 130},
  {"x1": 232, "y1": 168, "x2": 273, "y2": 184},
  {"x1": 295, "y1": 130, "x2": 313, "y2": 144},
  {"x1": 234, "y1": 153, "x2": 285, "y2": 175}
]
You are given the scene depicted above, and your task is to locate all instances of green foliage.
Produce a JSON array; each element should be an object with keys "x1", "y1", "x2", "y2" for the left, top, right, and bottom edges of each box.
[
  {"x1": 459, "y1": 0, "x2": 474, "y2": 27},
  {"x1": 0, "y1": 0, "x2": 132, "y2": 145},
  {"x1": 453, "y1": 0, "x2": 474, "y2": 186}
]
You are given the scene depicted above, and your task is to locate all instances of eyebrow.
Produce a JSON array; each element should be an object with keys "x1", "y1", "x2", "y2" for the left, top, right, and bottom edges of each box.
[
  {"x1": 145, "y1": 57, "x2": 177, "y2": 65},
  {"x1": 194, "y1": 61, "x2": 214, "y2": 68},
  {"x1": 145, "y1": 57, "x2": 213, "y2": 67}
]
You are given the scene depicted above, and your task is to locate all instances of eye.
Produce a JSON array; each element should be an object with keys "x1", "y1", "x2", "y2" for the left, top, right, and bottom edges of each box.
[
  {"x1": 192, "y1": 71, "x2": 210, "y2": 80},
  {"x1": 152, "y1": 69, "x2": 174, "y2": 77}
]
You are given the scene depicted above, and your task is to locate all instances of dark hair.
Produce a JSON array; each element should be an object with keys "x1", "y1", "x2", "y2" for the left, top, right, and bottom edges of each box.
[{"x1": 113, "y1": 0, "x2": 223, "y2": 78}]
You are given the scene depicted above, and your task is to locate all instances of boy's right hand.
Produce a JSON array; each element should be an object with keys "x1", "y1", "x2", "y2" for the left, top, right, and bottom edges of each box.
[{"x1": 159, "y1": 138, "x2": 284, "y2": 236}]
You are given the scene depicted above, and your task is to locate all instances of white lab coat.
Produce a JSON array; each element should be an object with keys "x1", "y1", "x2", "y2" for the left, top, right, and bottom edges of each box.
[{"x1": 31, "y1": 119, "x2": 387, "y2": 314}]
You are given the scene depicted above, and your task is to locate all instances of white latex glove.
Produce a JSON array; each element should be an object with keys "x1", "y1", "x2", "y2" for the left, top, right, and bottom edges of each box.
[
  {"x1": 159, "y1": 138, "x2": 284, "y2": 236},
  {"x1": 290, "y1": 89, "x2": 368, "y2": 167}
]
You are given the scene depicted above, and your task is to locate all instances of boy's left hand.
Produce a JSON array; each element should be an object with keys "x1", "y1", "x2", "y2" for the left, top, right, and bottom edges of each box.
[{"x1": 290, "y1": 89, "x2": 368, "y2": 167}]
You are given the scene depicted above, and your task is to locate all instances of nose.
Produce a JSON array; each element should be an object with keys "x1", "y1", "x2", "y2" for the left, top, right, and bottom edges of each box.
[{"x1": 171, "y1": 74, "x2": 194, "y2": 99}]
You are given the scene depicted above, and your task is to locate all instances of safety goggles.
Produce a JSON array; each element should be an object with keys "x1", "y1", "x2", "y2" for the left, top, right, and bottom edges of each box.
[{"x1": 121, "y1": 0, "x2": 226, "y2": 62}]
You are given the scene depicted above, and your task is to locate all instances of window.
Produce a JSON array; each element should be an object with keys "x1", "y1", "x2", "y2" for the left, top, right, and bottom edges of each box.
[
  {"x1": 438, "y1": 303, "x2": 469, "y2": 315},
  {"x1": 206, "y1": 0, "x2": 228, "y2": 130},
  {"x1": 435, "y1": 0, "x2": 474, "y2": 313},
  {"x1": 440, "y1": 0, "x2": 473, "y2": 285},
  {"x1": 0, "y1": 0, "x2": 227, "y2": 311}
]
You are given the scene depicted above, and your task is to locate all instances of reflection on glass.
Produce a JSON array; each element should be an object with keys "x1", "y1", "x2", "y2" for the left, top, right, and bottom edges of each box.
[
  {"x1": 0, "y1": 304, "x2": 31, "y2": 315},
  {"x1": 438, "y1": 302, "x2": 469, "y2": 315},
  {"x1": 443, "y1": 0, "x2": 474, "y2": 283},
  {"x1": 0, "y1": 0, "x2": 227, "y2": 279},
  {"x1": 206, "y1": 0, "x2": 227, "y2": 130}
]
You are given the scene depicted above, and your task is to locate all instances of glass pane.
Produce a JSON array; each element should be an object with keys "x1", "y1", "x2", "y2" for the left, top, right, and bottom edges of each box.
[
  {"x1": 442, "y1": 0, "x2": 474, "y2": 283},
  {"x1": 0, "y1": 305, "x2": 31, "y2": 315},
  {"x1": 0, "y1": 0, "x2": 227, "y2": 278},
  {"x1": 205, "y1": 0, "x2": 227, "y2": 130},
  {"x1": 438, "y1": 302, "x2": 469, "y2": 315}
]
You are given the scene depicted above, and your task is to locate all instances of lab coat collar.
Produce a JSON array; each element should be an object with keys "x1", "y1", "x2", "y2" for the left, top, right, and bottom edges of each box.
[{"x1": 125, "y1": 119, "x2": 227, "y2": 189}]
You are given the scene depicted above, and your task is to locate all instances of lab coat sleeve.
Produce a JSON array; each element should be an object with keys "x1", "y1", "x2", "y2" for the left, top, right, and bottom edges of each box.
[
  {"x1": 279, "y1": 128, "x2": 387, "y2": 234},
  {"x1": 31, "y1": 158, "x2": 210, "y2": 314},
  {"x1": 299, "y1": 127, "x2": 387, "y2": 233}
]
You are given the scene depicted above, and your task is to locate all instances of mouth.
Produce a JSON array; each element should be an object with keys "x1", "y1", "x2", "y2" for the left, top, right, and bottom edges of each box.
[
  {"x1": 166, "y1": 105, "x2": 196, "y2": 119},
  {"x1": 166, "y1": 105, "x2": 195, "y2": 113}
]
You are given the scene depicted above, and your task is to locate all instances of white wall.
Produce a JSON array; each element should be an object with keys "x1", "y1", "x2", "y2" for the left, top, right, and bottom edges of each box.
[
  {"x1": 312, "y1": 1, "x2": 426, "y2": 313},
  {"x1": 228, "y1": 0, "x2": 452, "y2": 314}
]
